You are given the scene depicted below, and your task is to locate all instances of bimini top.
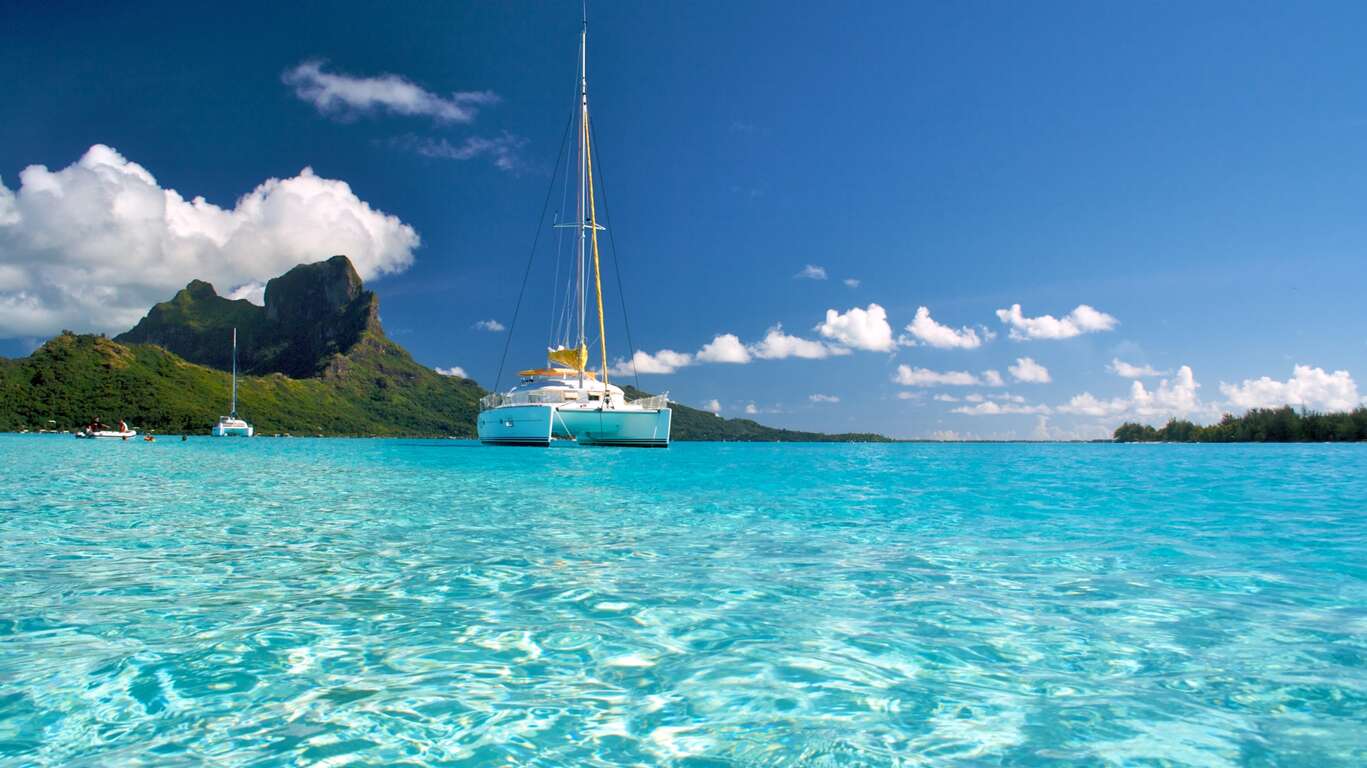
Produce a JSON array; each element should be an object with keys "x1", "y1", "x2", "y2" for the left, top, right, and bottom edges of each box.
[{"x1": 518, "y1": 367, "x2": 598, "y2": 379}]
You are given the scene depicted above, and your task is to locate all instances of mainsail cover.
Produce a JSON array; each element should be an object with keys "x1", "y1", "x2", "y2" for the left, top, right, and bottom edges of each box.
[{"x1": 548, "y1": 344, "x2": 588, "y2": 371}]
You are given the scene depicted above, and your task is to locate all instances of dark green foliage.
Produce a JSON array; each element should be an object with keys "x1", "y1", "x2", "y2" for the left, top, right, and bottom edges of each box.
[
  {"x1": 1113, "y1": 407, "x2": 1367, "y2": 443},
  {"x1": 624, "y1": 386, "x2": 891, "y2": 442},
  {"x1": 0, "y1": 331, "x2": 484, "y2": 436}
]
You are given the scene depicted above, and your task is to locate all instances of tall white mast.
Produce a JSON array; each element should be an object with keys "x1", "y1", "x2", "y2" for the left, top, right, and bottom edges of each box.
[
  {"x1": 576, "y1": 14, "x2": 589, "y2": 386},
  {"x1": 230, "y1": 327, "x2": 238, "y2": 418}
]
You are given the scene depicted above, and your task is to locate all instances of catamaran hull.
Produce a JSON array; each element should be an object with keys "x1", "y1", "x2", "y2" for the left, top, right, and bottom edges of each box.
[
  {"x1": 479, "y1": 405, "x2": 671, "y2": 447},
  {"x1": 478, "y1": 405, "x2": 555, "y2": 446},
  {"x1": 557, "y1": 407, "x2": 671, "y2": 447},
  {"x1": 211, "y1": 425, "x2": 254, "y2": 437}
]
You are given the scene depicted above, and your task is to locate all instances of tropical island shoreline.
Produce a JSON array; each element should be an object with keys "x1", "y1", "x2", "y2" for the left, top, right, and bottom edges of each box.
[{"x1": 3, "y1": 256, "x2": 1363, "y2": 444}]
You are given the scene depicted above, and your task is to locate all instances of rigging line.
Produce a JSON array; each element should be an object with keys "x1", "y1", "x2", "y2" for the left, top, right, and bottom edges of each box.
[
  {"x1": 588, "y1": 115, "x2": 640, "y2": 391},
  {"x1": 552, "y1": 150, "x2": 573, "y2": 346},
  {"x1": 555, "y1": 61, "x2": 580, "y2": 350},
  {"x1": 548, "y1": 210, "x2": 561, "y2": 347},
  {"x1": 493, "y1": 108, "x2": 575, "y2": 393},
  {"x1": 554, "y1": 98, "x2": 577, "y2": 349}
]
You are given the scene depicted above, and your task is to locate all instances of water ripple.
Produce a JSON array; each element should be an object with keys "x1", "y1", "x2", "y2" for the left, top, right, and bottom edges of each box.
[{"x1": 0, "y1": 437, "x2": 1364, "y2": 765}]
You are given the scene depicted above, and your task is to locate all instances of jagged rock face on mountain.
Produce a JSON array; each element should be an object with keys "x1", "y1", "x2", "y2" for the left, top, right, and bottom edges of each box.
[
  {"x1": 262, "y1": 256, "x2": 381, "y2": 377},
  {"x1": 117, "y1": 256, "x2": 382, "y2": 378},
  {"x1": 113, "y1": 279, "x2": 265, "y2": 373}
]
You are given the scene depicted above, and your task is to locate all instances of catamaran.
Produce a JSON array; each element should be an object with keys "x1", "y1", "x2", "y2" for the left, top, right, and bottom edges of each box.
[
  {"x1": 212, "y1": 327, "x2": 254, "y2": 437},
  {"x1": 477, "y1": 16, "x2": 671, "y2": 448}
]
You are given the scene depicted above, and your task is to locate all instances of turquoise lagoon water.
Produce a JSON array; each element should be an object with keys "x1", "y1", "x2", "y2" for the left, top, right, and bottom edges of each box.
[{"x1": 0, "y1": 435, "x2": 1364, "y2": 766}]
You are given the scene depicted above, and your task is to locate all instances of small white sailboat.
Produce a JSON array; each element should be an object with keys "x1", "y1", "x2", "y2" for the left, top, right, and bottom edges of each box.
[
  {"x1": 478, "y1": 15, "x2": 671, "y2": 448},
  {"x1": 211, "y1": 327, "x2": 254, "y2": 437}
]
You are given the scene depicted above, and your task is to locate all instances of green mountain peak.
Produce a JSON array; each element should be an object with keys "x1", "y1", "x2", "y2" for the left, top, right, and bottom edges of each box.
[{"x1": 117, "y1": 254, "x2": 382, "y2": 378}]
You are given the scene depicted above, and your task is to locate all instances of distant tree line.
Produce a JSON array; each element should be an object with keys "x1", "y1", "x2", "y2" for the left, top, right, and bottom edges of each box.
[{"x1": 1114, "y1": 406, "x2": 1367, "y2": 443}]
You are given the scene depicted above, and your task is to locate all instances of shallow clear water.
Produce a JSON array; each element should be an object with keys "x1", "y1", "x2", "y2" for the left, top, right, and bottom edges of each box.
[{"x1": 0, "y1": 435, "x2": 1364, "y2": 766}]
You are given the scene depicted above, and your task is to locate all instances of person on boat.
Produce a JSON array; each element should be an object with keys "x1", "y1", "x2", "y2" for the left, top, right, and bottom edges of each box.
[{"x1": 118, "y1": 419, "x2": 128, "y2": 433}]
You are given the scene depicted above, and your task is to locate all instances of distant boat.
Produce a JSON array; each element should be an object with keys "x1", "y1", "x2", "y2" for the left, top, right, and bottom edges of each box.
[
  {"x1": 75, "y1": 419, "x2": 136, "y2": 439},
  {"x1": 477, "y1": 14, "x2": 671, "y2": 448},
  {"x1": 211, "y1": 327, "x2": 254, "y2": 437}
]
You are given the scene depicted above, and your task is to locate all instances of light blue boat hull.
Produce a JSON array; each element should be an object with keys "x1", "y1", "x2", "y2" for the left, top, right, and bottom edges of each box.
[
  {"x1": 557, "y1": 407, "x2": 671, "y2": 448},
  {"x1": 478, "y1": 405, "x2": 555, "y2": 446},
  {"x1": 478, "y1": 405, "x2": 670, "y2": 447}
]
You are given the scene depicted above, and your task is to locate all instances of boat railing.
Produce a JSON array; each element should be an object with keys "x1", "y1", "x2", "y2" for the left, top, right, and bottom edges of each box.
[
  {"x1": 627, "y1": 394, "x2": 669, "y2": 410},
  {"x1": 480, "y1": 391, "x2": 569, "y2": 410}
]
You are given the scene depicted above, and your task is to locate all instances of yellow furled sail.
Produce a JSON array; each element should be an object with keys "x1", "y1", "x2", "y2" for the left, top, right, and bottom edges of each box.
[{"x1": 548, "y1": 344, "x2": 588, "y2": 371}]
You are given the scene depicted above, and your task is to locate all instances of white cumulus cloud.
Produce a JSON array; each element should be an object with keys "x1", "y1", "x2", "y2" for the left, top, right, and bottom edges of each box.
[
  {"x1": 952, "y1": 401, "x2": 1052, "y2": 416},
  {"x1": 1056, "y1": 392, "x2": 1131, "y2": 417},
  {"x1": 1058, "y1": 365, "x2": 1207, "y2": 421},
  {"x1": 283, "y1": 60, "x2": 497, "y2": 123},
  {"x1": 695, "y1": 333, "x2": 752, "y2": 364},
  {"x1": 995, "y1": 303, "x2": 1117, "y2": 341},
  {"x1": 435, "y1": 366, "x2": 467, "y2": 378},
  {"x1": 1108, "y1": 358, "x2": 1166, "y2": 378},
  {"x1": 611, "y1": 348, "x2": 693, "y2": 375},
  {"x1": 893, "y1": 365, "x2": 993, "y2": 387},
  {"x1": 794, "y1": 264, "x2": 827, "y2": 280},
  {"x1": 816, "y1": 303, "x2": 895, "y2": 352},
  {"x1": 750, "y1": 325, "x2": 844, "y2": 360},
  {"x1": 1132, "y1": 366, "x2": 1202, "y2": 418},
  {"x1": 1008, "y1": 357, "x2": 1051, "y2": 383},
  {"x1": 703, "y1": 399, "x2": 722, "y2": 414},
  {"x1": 843, "y1": 277, "x2": 860, "y2": 288},
  {"x1": 0, "y1": 144, "x2": 419, "y2": 338},
  {"x1": 905, "y1": 306, "x2": 983, "y2": 349},
  {"x1": 744, "y1": 403, "x2": 759, "y2": 415},
  {"x1": 1219, "y1": 365, "x2": 1362, "y2": 413},
  {"x1": 809, "y1": 393, "x2": 840, "y2": 403},
  {"x1": 228, "y1": 282, "x2": 266, "y2": 305},
  {"x1": 607, "y1": 322, "x2": 847, "y2": 376},
  {"x1": 473, "y1": 319, "x2": 505, "y2": 332}
]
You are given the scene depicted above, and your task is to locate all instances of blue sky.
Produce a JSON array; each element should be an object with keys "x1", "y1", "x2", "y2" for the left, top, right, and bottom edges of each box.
[{"x1": 2, "y1": 1, "x2": 1365, "y2": 438}]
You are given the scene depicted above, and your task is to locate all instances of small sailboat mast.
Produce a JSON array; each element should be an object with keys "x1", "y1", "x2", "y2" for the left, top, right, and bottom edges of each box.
[
  {"x1": 212, "y1": 326, "x2": 254, "y2": 436},
  {"x1": 230, "y1": 327, "x2": 238, "y2": 418}
]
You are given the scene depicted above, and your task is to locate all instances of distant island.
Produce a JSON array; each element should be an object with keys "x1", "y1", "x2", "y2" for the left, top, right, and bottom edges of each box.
[
  {"x1": 1115, "y1": 407, "x2": 1367, "y2": 443},
  {"x1": 0, "y1": 256, "x2": 889, "y2": 441}
]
